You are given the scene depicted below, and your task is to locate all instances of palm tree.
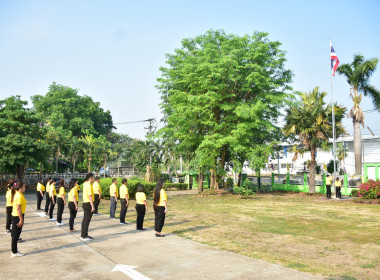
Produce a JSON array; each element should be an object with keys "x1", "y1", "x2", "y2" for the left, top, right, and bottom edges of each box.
[
  {"x1": 68, "y1": 136, "x2": 80, "y2": 173},
  {"x1": 80, "y1": 134, "x2": 96, "y2": 172},
  {"x1": 284, "y1": 87, "x2": 346, "y2": 193},
  {"x1": 337, "y1": 54, "x2": 380, "y2": 175},
  {"x1": 96, "y1": 136, "x2": 112, "y2": 178}
]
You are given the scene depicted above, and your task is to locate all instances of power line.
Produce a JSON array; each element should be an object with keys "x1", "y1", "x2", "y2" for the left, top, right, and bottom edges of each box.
[{"x1": 114, "y1": 119, "x2": 154, "y2": 125}]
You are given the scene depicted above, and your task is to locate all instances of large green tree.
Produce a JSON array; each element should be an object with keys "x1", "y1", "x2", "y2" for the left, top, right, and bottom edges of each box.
[
  {"x1": 337, "y1": 54, "x2": 380, "y2": 175},
  {"x1": 283, "y1": 87, "x2": 346, "y2": 193},
  {"x1": 157, "y1": 30, "x2": 293, "y2": 189},
  {"x1": 32, "y1": 82, "x2": 114, "y2": 137},
  {"x1": 0, "y1": 96, "x2": 48, "y2": 179}
]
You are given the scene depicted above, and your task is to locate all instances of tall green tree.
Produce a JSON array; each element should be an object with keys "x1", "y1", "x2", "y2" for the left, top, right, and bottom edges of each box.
[
  {"x1": 157, "y1": 30, "x2": 293, "y2": 189},
  {"x1": 283, "y1": 87, "x2": 346, "y2": 193},
  {"x1": 0, "y1": 96, "x2": 48, "y2": 179},
  {"x1": 32, "y1": 82, "x2": 114, "y2": 137},
  {"x1": 337, "y1": 54, "x2": 380, "y2": 175}
]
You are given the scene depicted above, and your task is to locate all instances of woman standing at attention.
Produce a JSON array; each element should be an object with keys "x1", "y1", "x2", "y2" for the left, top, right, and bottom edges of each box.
[
  {"x1": 49, "y1": 179, "x2": 57, "y2": 221},
  {"x1": 135, "y1": 185, "x2": 148, "y2": 230},
  {"x1": 67, "y1": 178, "x2": 79, "y2": 232},
  {"x1": 11, "y1": 181, "x2": 27, "y2": 257},
  {"x1": 5, "y1": 180, "x2": 15, "y2": 233},
  {"x1": 56, "y1": 179, "x2": 66, "y2": 226},
  {"x1": 153, "y1": 180, "x2": 168, "y2": 237},
  {"x1": 36, "y1": 178, "x2": 45, "y2": 210},
  {"x1": 44, "y1": 178, "x2": 52, "y2": 216}
]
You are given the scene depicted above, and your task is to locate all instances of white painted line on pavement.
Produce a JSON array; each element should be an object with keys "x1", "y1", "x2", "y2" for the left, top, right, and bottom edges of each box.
[
  {"x1": 35, "y1": 212, "x2": 47, "y2": 217},
  {"x1": 112, "y1": 264, "x2": 152, "y2": 280}
]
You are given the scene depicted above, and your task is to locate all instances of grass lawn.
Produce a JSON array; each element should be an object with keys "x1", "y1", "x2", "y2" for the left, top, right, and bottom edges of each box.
[{"x1": 98, "y1": 192, "x2": 380, "y2": 280}]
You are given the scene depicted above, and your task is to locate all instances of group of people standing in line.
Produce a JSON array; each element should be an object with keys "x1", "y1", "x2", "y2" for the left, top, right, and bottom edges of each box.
[
  {"x1": 5, "y1": 173, "x2": 168, "y2": 257},
  {"x1": 325, "y1": 174, "x2": 343, "y2": 199}
]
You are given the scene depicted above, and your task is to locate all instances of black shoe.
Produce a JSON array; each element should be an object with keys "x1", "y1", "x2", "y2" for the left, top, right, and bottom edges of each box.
[
  {"x1": 18, "y1": 238, "x2": 23, "y2": 243},
  {"x1": 140, "y1": 228, "x2": 146, "y2": 231},
  {"x1": 87, "y1": 236, "x2": 93, "y2": 240},
  {"x1": 155, "y1": 233, "x2": 165, "y2": 237}
]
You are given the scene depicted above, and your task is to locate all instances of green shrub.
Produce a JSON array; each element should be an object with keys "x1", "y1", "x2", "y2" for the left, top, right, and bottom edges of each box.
[
  {"x1": 98, "y1": 178, "x2": 156, "y2": 199},
  {"x1": 164, "y1": 183, "x2": 188, "y2": 190},
  {"x1": 233, "y1": 186, "x2": 254, "y2": 198},
  {"x1": 350, "y1": 189, "x2": 359, "y2": 197},
  {"x1": 226, "y1": 177, "x2": 234, "y2": 187}
]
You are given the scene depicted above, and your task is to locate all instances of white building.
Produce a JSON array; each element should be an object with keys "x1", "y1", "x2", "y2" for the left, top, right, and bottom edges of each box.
[{"x1": 242, "y1": 135, "x2": 380, "y2": 176}]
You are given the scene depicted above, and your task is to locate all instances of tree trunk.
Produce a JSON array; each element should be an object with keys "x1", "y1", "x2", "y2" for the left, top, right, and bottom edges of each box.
[
  {"x1": 73, "y1": 157, "x2": 76, "y2": 173},
  {"x1": 189, "y1": 175, "x2": 193, "y2": 190},
  {"x1": 237, "y1": 172, "x2": 242, "y2": 187},
  {"x1": 354, "y1": 121, "x2": 362, "y2": 175},
  {"x1": 88, "y1": 158, "x2": 91, "y2": 173},
  {"x1": 16, "y1": 164, "x2": 25, "y2": 180},
  {"x1": 308, "y1": 145, "x2": 317, "y2": 193},
  {"x1": 210, "y1": 169, "x2": 215, "y2": 189},
  {"x1": 117, "y1": 155, "x2": 120, "y2": 177},
  {"x1": 198, "y1": 168, "x2": 204, "y2": 192}
]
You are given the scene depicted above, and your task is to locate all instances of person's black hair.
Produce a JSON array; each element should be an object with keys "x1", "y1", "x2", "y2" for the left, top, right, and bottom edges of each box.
[
  {"x1": 153, "y1": 180, "x2": 164, "y2": 208},
  {"x1": 112, "y1": 178, "x2": 117, "y2": 183},
  {"x1": 122, "y1": 178, "x2": 128, "y2": 185},
  {"x1": 336, "y1": 177, "x2": 340, "y2": 180},
  {"x1": 137, "y1": 185, "x2": 144, "y2": 192},
  {"x1": 11, "y1": 180, "x2": 24, "y2": 203},
  {"x1": 95, "y1": 176, "x2": 100, "y2": 181},
  {"x1": 68, "y1": 178, "x2": 78, "y2": 192},
  {"x1": 58, "y1": 179, "x2": 65, "y2": 188},
  {"x1": 85, "y1": 173, "x2": 94, "y2": 182},
  {"x1": 7, "y1": 179, "x2": 15, "y2": 190}
]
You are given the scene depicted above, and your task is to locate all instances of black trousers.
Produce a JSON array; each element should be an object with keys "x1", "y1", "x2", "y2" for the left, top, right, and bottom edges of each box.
[
  {"x1": 110, "y1": 197, "x2": 117, "y2": 218},
  {"x1": 57, "y1": 198, "x2": 64, "y2": 223},
  {"x1": 135, "y1": 204, "x2": 145, "y2": 229},
  {"x1": 49, "y1": 196, "x2": 56, "y2": 219},
  {"x1": 37, "y1": 191, "x2": 44, "y2": 210},
  {"x1": 44, "y1": 192, "x2": 50, "y2": 213},
  {"x1": 94, "y1": 194, "x2": 100, "y2": 214},
  {"x1": 120, "y1": 199, "x2": 128, "y2": 223},
  {"x1": 11, "y1": 215, "x2": 24, "y2": 254},
  {"x1": 6, "y1": 206, "x2": 13, "y2": 230},
  {"x1": 336, "y1": 187, "x2": 341, "y2": 199},
  {"x1": 68, "y1": 202, "x2": 77, "y2": 230},
  {"x1": 81, "y1": 202, "x2": 93, "y2": 238},
  {"x1": 326, "y1": 185, "x2": 331, "y2": 198},
  {"x1": 154, "y1": 206, "x2": 166, "y2": 232}
]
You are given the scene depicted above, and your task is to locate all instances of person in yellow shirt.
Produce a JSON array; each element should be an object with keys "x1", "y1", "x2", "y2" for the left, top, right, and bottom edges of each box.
[
  {"x1": 36, "y1": 178, "x2": 45, "y2": 210},
  {"x1": 119, "y1": 179, "x2": 129, "y2": 225},
  {"x1": 68, "y1": 178, "x2": 79, "y2": 232},
  {"x1": 44, "y1": 178, "x2": 52, "y2": 215},
  {"x1": 5, "y1": 179, "x2": 15, "y2": 233},
  {"x1": 335, "y1": 177, "x2": 342, "y2": 199},
  {"x1": 93, "y1": 177, "x2": 102, "y2": 215},
  {"x1": 56, "y1": 179, "x2": 67, "y2": 226},
  {"x1": 11, "y1": 181, "x2": 27, "y2": 257},
  {"x1": 325, "y1": 174, "x2": 332, "y2": 199},
  {"x1": 135, "y1": 185, "x2": 148, "y2": 230},
  {"x1": 109, "y1": 178, "x2": 118, "y2": 219},
  {"x1": 153, "y1": 180, "x2": 168, "y2": 237},
  {"x1": 81, "y1": 173, "x2": 95, "y2": 241},
  {"x1": 49, "y1": 179, "x2": 58, "y2": 220}
]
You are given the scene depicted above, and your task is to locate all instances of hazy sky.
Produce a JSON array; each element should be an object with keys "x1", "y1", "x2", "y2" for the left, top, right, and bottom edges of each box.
[{"x1": 1, "y1": 0, "x2": 379, "y2": 139}]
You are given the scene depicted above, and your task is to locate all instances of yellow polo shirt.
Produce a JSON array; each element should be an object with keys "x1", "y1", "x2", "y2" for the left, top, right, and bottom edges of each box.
[
  {"x1": 156, "y1": 189, "x2": 167, "y2": 207},
  {"x1": 93, "y1": 181, "x2": 102, "y2": 194},
  {"x1": 37, "y1": 183, "x2": 45, "y2": 192},
  {"x1": 119, "y1": 184, "x2": 129, "y2": 199},
  {"x1": 335, "y1": 180, "x2": 342, "y2": 187},
  {"x1": 326, "y1": 176, "x2": 332, "y2": 185},
  {"x1": 110, "y1": 183, "x2": 118, "y2": 198},
  {"x1": 12, "y1": 192, "x2": 27, "y2": 216},
  {"x1": 59, "y1": 186, "x2": 66, "y2": 198},
  {"x1": 6, "y1": 189, "x2": 12, "y2": 207},
  {"x1": 135, "y1": 192, "x2": 146, "y2": 204},
  {"x1": 49, "y1": 183, "x2": 57, "y2": 197},
  {"x1": 82, "y1": 182, "x2": 94, "y2": 203},
  {"x1": 68, "y1": 187, "x2": 78, "y2": 202}
]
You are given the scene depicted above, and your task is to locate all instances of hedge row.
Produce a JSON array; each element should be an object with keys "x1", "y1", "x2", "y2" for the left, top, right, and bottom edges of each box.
[{"x1": 78, "y1": 179, "x2": 189, "y2": 199}]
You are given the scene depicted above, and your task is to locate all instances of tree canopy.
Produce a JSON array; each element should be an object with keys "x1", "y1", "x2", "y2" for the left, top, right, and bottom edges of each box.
[{"x1": 157, "y1": 30, "x2": 293, "y2": 188}]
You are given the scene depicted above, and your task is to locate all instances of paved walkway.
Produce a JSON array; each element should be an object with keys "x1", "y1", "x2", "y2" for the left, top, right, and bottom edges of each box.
[{"x1": 0, "y1": 193, "x2": 323, "y2": 280}]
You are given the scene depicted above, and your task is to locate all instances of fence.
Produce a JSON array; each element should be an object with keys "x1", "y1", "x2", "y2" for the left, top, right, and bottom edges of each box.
[{"x1": 272, "y1": 173, "x2": 361, "y2": 195}]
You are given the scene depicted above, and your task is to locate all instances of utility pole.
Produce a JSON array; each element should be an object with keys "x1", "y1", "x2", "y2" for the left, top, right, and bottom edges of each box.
[{"x1": 144, "y1": 118, "x2": 156, "y2": 167}]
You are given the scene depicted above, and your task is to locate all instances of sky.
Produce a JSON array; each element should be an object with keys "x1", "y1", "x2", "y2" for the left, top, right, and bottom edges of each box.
[{"x1": 1, "y1": 0, "x2": 380, "y2": 139}]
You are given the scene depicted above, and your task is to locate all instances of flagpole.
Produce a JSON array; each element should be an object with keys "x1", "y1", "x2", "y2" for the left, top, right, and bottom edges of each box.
[{"x1": 330, "y1": 40, "x2": 337, "y2": 194}]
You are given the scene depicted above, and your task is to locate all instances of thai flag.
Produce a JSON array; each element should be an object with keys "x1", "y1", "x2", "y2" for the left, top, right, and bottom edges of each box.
[{"x1": 330, "y1": 42, "x2": 339, "y2": 76}]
